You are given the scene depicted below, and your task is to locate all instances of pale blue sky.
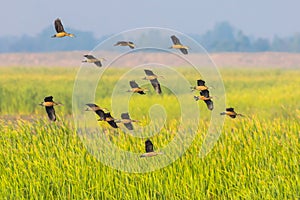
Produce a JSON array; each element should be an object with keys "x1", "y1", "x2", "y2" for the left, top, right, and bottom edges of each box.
[{"x1": 2, "y1": 0, "x2": 299, "y2": 38}]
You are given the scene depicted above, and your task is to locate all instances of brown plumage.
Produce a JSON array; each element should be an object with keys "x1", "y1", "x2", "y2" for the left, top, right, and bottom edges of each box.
[
  {"x1": 101, "y1": 112, "x2": 118, "y2": 128},
  {"x1": 220, "y1": 107, "x2": 244, "y2": 118},
  {"x1": 39, "y1": 96, "x2": 62, "y2": 121},
  {"x1": 115, "y1": 112, "x2": 139, "y2": 130},
  {"x1": 114, "y1": 41, "x2": 135, "y2": 49},
  {"x1": 194, "y1": 89, "x2": 214, "y2": 110},
  {"x1": 191, "y1": 79, "x2": 209, "y2": 91},
  {"x1": 170, "y1": 35, "x2": 188, "y2": 54},
  {"x1": 51, "y1": 18, "x2": 75, "y2": 38},
  {"x1": 82, "y1": 55, "x2": 105, "y2": 67},
  {"x1": 85, "y1": 103, "x2": 106, "y2": 120},
  {"x1": 140, "y1": 139, "x2": 163, "y2": 158},
  {"x1": 127, "y1": 80, "x2": 147, "y2": 95},
  {"x1": 143, "y1": 69, "x2": 162, "y2": 94}
]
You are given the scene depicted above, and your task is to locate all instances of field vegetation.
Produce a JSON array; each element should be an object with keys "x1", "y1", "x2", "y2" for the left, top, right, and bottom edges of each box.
[{"x1": 0, "y1": 66, "x2": 299, "y2": 199}]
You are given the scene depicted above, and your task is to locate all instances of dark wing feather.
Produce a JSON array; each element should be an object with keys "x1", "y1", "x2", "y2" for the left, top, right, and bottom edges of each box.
[
  {"x1": 226, "y1": 108, "x2": 234, "y2": 112},
  {"x1": 107, "y1": 120, "x2": 118, "y2": 128},
  {"x1": 130, "y1": 80, "x2": 139, "y2": 88},
  {"x1": 144, "y1": 69, "x2": 155, "y2": 76},
  {"x1": 171, "y1": 35, "x2": 181, "y2": 45},
  {"x1": 138, "y1": 91, "x2": 146, "y2": 95},
  {"x1": 150, "y1": 79, "x2": 162, "y2": 94},
  {"x1": 200, "y1": 90, "x2": 210, "y2": 98},
  {"x1": 229, "y1": 115, "x2": 236, "y2": 118},
  {"x1": 46, "y1": 106, "x2": 56, "y2": 121},
  {"x1": 197, "y1": 79, "x2": 205, "y2": 86},
  {"x1": 54, "y1": 18, "x2": 65, "y2": 33},
  {"x1": 145, "y1": 139, "x2": 154, "y2": 153},
  {"x1": 44, "y1": 96, "x2": 53, "y2": 102},
  {"x1": 124, "y1": 122, "x2": 134, "y2": 130},
  {"x1": 180, "y1": 48, "x2": 188, "y2": 55},
  {"x1": 95, "y1": 110, "x2": 105, "y2": 119},
  {"x1": 121, "y1": 112, "x2": 130, "y2": 119},
  {"x1": 114, "y1": 41, "x2": 125, "y2": 46},
  {"x1": 86, "y1": 103, "x2": 99, "y2": 109},
  {"x1": 94, "y1": 61, "x2": 102, "y2": 67},
  {"x1": 204, "y1": 100, "x2": 214, "y2": 110},
  {"x1": 84, "y1": 55, "x2": 96, "y2": 59},
  {"x1": 104, "y1": 112, "x2": 113, "y2": 119}
]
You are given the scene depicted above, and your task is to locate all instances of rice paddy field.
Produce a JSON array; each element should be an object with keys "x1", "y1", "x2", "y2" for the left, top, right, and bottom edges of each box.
[{"x1": 0, "y1": 66, "x2": 299, "y2": 199}]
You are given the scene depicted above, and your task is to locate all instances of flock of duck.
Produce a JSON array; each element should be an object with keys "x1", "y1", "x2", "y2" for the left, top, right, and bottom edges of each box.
[{"x1": 39, "y1": 18, "x2": 244, "y2": 157}]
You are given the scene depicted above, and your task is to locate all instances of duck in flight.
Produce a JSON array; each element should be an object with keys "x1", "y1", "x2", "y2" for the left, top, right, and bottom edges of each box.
[
  {"x1": 191, "y1": 79, "x2": 209, "y2": 91},
  {"x1": 51, "y1": 18, "x2": 75, "y2": 38},
  {"x1": 85, "y1": 103, "x2": 107, "y2": 120},
  {"x1": 169, "y1": 35, "x2": 189, "y2": 55},
  {"x1": 82, "y1": 55, "x2": 106, "y2": 67},
  {"x1": 194, "y1": 89, "x2": 214, "y2": 110},
  {"x1": 127, "y1": 80, "x2": 148, "y2": 95},
  {"x1": 143, "y1": 69, "x2": 163, "y2": 94},
  {"x1": 99, "y1": 112, "x2": 118, "y2": 128},
  {"x1": 86, "y1": 103, "x2": 118, "y2": 128},
  {"x1": 114, "y1": 41, "x2": 135, "y2": 49},
  {"x1": 39, "y1": 96, "x2": 62, "y2": 121},
  {"x1": 220, "y1": 107, "x2": 244, "y2": 118},
  {"x1": 115, "y1": 112, "x2": 139, "y2": 131},
  {"x1": 140, "y1": 139, "x2": 163, "y2": 157}
]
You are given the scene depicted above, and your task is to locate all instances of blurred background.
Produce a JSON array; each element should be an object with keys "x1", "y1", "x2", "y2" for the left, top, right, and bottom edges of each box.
[{"x1": 1, "y1": 0, "x2": 300, "y2": 53}]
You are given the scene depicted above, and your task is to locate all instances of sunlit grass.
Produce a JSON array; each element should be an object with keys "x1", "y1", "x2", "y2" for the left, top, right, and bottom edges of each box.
[{"x1": 0, "y1": 66, "x2": 299, "y2": 199}]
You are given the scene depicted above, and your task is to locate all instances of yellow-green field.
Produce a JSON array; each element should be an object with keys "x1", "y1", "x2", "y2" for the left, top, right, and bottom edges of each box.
[{"x1": 0, "y1": 66, "x2": 299, "y2": 199}]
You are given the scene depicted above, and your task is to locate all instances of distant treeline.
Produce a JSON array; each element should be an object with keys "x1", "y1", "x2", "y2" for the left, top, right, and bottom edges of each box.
[{"x1": 1, "y1": 21, "x2": 300, "y2": 53}]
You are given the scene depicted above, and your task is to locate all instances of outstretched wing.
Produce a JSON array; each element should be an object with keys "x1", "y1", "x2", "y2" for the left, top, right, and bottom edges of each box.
[
  {"x1": 107, "y1": 120, "x2": 118, "y2": 128},
  {"x1": 54, "y1": 18, "x2": 65, "y2": 33},
  {"x1": 121, "y1": 112, "x2": 130, "y2": 120},
  {"x1": 95, "y1": 109, "x2": 105, "y2": 119},
  {"x1": 45, "y1": 106, "x2": 56, "y2": 121},
  {"x1": 226, "y1": 107, "x2": 234, "y2": 112},
  {"x1": 197, "y1": 79, "x2": 205, "y2": 86},
  {"x1": 204, "y1": 100, "x2": 214, "y2": 110},
  {"x1": 180, "y1": 48, "x2": 188, "y2": 55},
  {"x1": 200, "y1": 90, "x2": 210, "y2": 98},
  {"x1": 144, "y1": 69, "x2": 155, "y2": 76},
  {"x1": 86, "y1": 103, "x2": 99, "y2": 109},
  {"x1": 150, "y1": 79, "x2": 162, "y2": 94},
  {"x1": 130, "y1": 80, "x2": 139, "y2": 88},
  {"x1": 114, "y1": 41, "x2": 125, "y2": 46},
  {"x1": 44, "y1": 96, "x2": 54, "y2": 102},
  {"x1": 94, "y1": 61, "x2": 102, "y2": 67},
  {"x1": 145, "y1": 139, "x2": 154, "y2": 153},
  {"x1": 171, "y1": 35, "x2": 181, "y2": 45},
  {"x1": 124, "y1": 122, "x2": 134, "y2": 130},
  {"x1": 84, "y1": 55, "x2": 96, "y2": 59}
]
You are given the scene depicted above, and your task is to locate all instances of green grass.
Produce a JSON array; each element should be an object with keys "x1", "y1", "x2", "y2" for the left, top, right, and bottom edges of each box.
[{"x1": 0, "y1": 66, "x2": 299, "y2": 199}]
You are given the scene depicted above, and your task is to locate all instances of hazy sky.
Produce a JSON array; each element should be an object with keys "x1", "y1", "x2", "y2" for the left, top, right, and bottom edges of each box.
[{"x1": 2, "y1": 0, "x2": 299, "y2": 38}]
